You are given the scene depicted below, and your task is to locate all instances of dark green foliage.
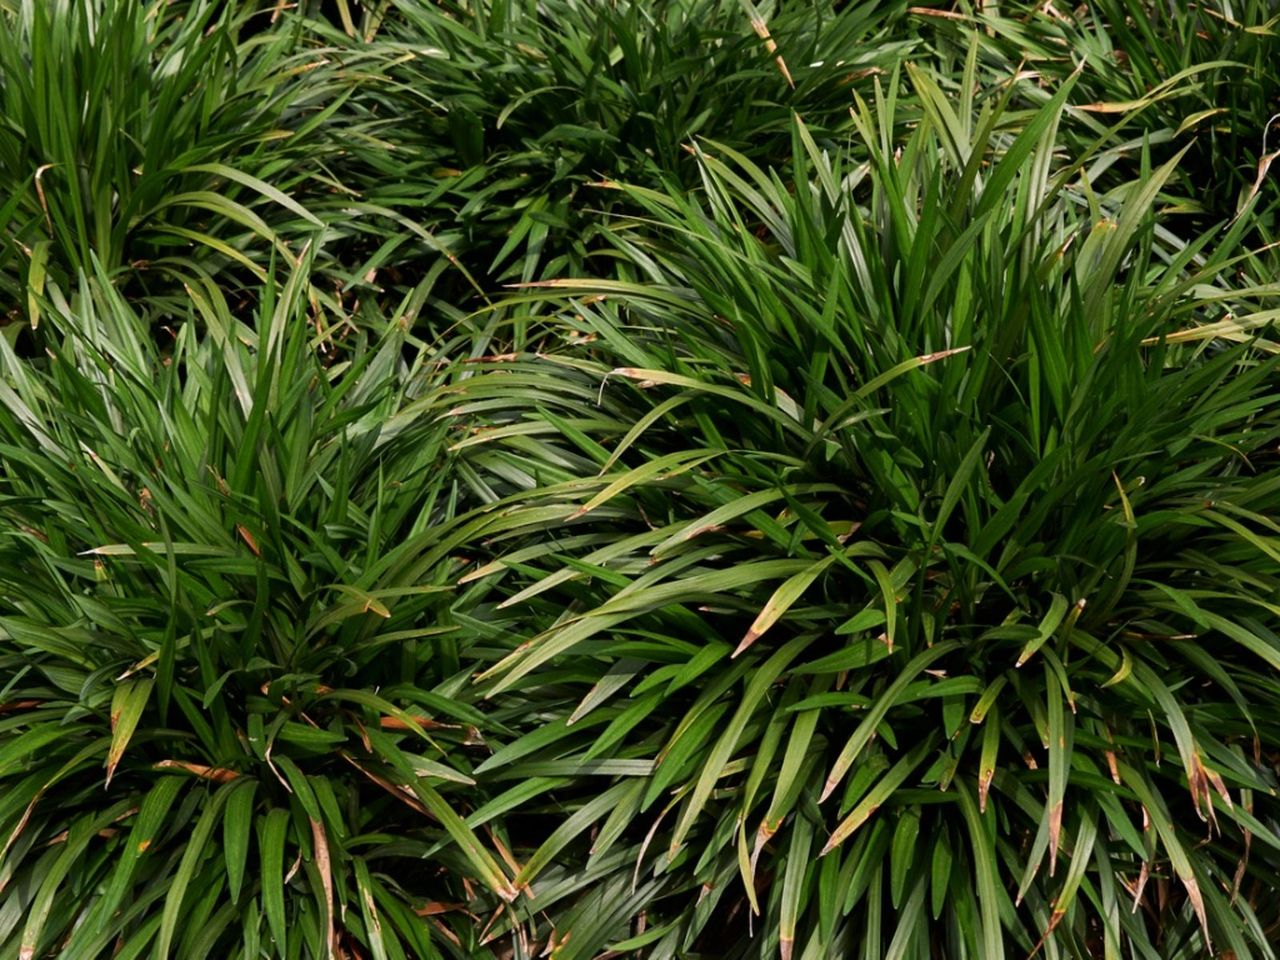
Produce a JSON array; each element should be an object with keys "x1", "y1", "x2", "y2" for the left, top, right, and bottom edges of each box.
[
  {"x1": 922, "y1": 0, "x2": 1280, "y2": 240},
  {"x1": 1, "y1": 1, "x2": 1279, "y2": 958},
  {"x1": 0, "y1": 0, "x2": 360, "y2": 327},
  {"x1": 323, "y1": 0, "x2": 913, "y2": 305},
  {"x1": 0, "y1": 262, "x2": 525, "y2": 958},
  {"x1": 439, "y1": 75, "x2": 1280, "y2": 955}
]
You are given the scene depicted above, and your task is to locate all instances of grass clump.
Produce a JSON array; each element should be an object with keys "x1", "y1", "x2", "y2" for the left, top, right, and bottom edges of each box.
[
  {"x1": 445, "y1": 72, "x2": 1280, "y2": 957},
  {"x1": 1, "y1": 2, "x2": 1278, "y2": 958},
  {"x1": 0, "y1": 0, "x2": 361, "y2": 330},
  {"x1": 0, "y1": 262, "x2": 532, "y2": 958}
]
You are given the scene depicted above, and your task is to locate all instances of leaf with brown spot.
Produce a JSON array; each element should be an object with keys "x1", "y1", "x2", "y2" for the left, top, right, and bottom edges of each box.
[
  {"x1": 311, "y1": 819, "x2": 337, "y2": 960},
  {"x1": 821, "y1": 736, "x2": 935, "y2": 856},
  {"x1": 734, "y1": 557, "x2": 832, "y2": 657},
  {"x1": 106, "y1": 679, "x2": 153, "y2": 787},
  {"x1": 236, "y1": 524, "x2": 261, "y2": 556},
  {"x1": 153, "y1": 760, "x2": 239, "y2": 782}
]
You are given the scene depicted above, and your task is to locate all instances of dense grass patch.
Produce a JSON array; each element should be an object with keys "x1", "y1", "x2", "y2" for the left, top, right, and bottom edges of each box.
[
  {"x1": 447, "y1": 78, "x2": 1280, "y2": 957},
  {"x1": 1, "y1": 1, "x2": 1278, "y2": 958}
]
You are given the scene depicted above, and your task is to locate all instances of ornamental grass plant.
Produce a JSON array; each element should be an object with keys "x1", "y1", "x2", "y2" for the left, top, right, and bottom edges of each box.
[{"x1": 1, "y1": 2, "x2": 1278, "y2": 958}]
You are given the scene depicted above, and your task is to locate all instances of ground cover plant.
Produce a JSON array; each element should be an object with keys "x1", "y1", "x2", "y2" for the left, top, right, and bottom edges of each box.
[
  {"x1": 303, "y1": 0, "x2": 918, "y2": 334},
  {"x1": 0, "y1": 259, "x2": 539, "y2": 958},
  {"x1": 449, "y1": 75, "x2": 1280, "y2": 957},
  {"x1": 0, "y1": 0, "x2": 360, "y2": 335},
  {"x1": 1, "y1": 1, "x2": 1278, "y2": 958},
  {"x1": 924, "y1": 0, "x2": 1280, "y2": 233}
]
